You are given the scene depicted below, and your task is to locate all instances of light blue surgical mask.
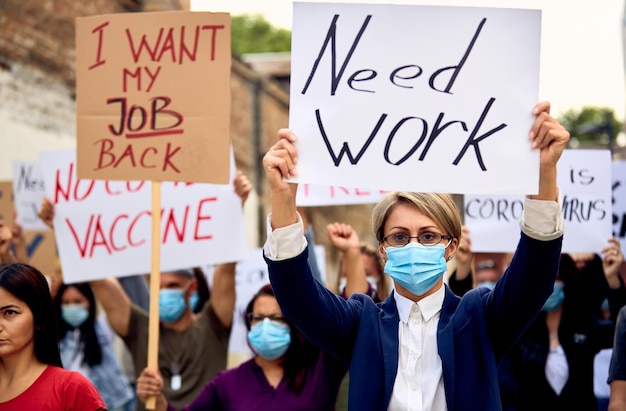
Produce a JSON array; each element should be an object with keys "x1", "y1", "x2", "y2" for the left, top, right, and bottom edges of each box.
[
  {"x1": 159, "y1": 284, "x2": 190, "y2": 323},
  {"x1": 384, "y1": 243, "x2": 447, "y2": 296},
  {"x1": 542, "y1": 282, "x2": 564, "y2": 312},
  {"x1": 247, "y1": 318, "x2": 291, "y2": 360},
  {"x1": 189, "y1": 292, "x2": 200, "y2": 312},
  {"x1": 477, "y1": 281, "x2": 496, "y2": 291},
  {"x1": 61, "y1": 304, "x2": 89, "y2": 328}
]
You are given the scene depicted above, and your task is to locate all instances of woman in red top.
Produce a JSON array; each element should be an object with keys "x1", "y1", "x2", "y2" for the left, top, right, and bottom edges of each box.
[{"x1": 0, "y1": 263, "x2": 106, "y2": 410}]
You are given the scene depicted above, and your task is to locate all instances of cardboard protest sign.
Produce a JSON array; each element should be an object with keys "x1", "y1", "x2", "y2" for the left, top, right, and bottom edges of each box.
[
  {"x1": 613, "y1": 161, "x2": 626, "y2": 254},
  {"x1": 288, "y1": 3, "x2": 541, "y2": 195},
  {"x1": 75, "y1": 11, "x2": 231, "y2": 183},
  {"x1": 464, "y1": 149, "x2": 613, "y2": 253},
  {"x1": 39, "y1": 148, "x2": 248, "y2": 283},
  {"x1": 12, "y1": 161, "x2": 49, "y2": 231},
  {"x1": 296, "y1": 183, "x2": 387, "y2": 206}
]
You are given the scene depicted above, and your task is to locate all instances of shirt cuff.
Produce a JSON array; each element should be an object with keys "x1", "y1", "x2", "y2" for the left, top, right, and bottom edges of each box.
[
  {"x1": 263, "y1": 213, "x2": 308, "y2": 261},
  {"x1": 519, "y1": 189, "x2": 564, "y2": 241}
]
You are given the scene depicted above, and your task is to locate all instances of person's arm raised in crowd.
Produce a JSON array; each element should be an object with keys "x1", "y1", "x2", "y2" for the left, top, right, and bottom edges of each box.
[
  {"x1": 9, "y1": 218, "x2": 28, "y2": 264},
  {"x1": 90, "y1": 277, "x2": 132, "y2": 337},
  {"x1": 210, "y1": 170, "x2": 252, "y2": 327},
  {"x1": 527, "y1": 101, "x2": 569, "y2": 202},
  {"x1": 454, "y1": 226, "x2": 473, "y2": 282},
  {"x1": 0, "y1": 221, "x2": 15, "y2": 264},
  {"x1": 327, "y1": 222, "x2": 368, "y2": 297},
  {"x1": 602, "y1": 237, "x2": 624, "y2": 290},
  {"x1": 263, "y1": 129, "x2": 300, "y2": 229}
]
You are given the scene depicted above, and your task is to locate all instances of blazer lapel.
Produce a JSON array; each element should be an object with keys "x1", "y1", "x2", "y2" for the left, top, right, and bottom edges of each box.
[
  {"x1": 438, "y1": 286, "x2": 460, "y2": 411},
  {"x1": 380, "y1": 292, "x2": 400, "y2": 403}
]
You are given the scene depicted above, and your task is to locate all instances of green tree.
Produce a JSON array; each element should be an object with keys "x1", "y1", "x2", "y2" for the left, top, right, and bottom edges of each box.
[
  {"x1": 230, "y1": 14, "x2": 291, "y2": 55},
  {"x1": 558, "y1": 106, "x2": 622, "y2": 149}
]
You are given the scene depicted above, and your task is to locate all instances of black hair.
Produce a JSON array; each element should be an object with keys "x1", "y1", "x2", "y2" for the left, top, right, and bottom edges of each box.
[
  {"x1": 0, "y1": 263, "x2": 62, "y2": 367},
  {"x1": 54, "y1": 282, "x2": 102, "y2": 366}
]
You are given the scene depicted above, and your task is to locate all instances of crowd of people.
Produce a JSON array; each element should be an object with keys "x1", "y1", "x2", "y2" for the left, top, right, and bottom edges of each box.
[{"x1": 1, "y1": 100, "x2": 625, "y2": 411}]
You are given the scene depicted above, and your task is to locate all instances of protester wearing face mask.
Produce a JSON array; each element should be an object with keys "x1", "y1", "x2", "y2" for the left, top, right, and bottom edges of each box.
[
  {"x1": 262, "y1": 102, "x2": 570, "y2": 411},
  {"x1": 38, "y1": 170, "x2": 253, "y2": 411},
  {"x1": 504, "y1": 239, "x2": 626, "y2": 411},
  {"x1": 54, "y1": 283, "x2": 135, "y2": 411},
  {"x1": 136, "y1": 284, "x2": 346, "y2": 411}
]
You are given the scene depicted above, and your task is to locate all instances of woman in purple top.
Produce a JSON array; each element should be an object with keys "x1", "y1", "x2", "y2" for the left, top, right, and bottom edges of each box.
[{"x1": 136, "y1": 284, "x2": 346, "y2": 411}]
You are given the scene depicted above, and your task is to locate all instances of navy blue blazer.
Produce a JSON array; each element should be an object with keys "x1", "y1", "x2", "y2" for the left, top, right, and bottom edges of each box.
[{"x1": 266, "y1": 232, "x2": 562, "y2": 411}]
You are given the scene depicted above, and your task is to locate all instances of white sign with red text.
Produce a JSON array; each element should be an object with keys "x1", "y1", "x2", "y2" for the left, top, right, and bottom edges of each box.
[
  {"x1": 39, "y1": 148, "x2": 248, "y2": 283},
  {"x1": 296, "y1": 183, "x2": 387, "y2": 206}
]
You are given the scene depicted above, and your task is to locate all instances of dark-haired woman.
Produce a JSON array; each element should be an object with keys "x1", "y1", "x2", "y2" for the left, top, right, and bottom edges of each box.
[
  {"x1": 55, "y1": 282, "x2": 135, "y2": 411},
  {"x1": 0, "y1": 263, "x2": 106, "y2": 410},
  {"x1": 136, "y1": 284, "x2": 346, "y2": 411}
]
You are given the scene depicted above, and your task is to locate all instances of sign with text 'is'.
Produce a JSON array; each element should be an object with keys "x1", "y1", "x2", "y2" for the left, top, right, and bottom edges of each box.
[
  {"x1": 75, "y1": 11, "x2": 231, "y2": 183},
  {"x1": 39, "y1": 148, "x2": 247, "y2": 284},
  {"x1": 464, "y1": 149, "x2": 613, "y2": 253},
  {"x1": 288, "y1": 3, "x2": 541, "y2": 195}
]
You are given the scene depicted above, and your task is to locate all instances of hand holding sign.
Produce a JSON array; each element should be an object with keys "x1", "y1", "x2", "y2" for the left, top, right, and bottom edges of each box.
[
  {"x1": 528, "y1": 102, "x2": 570, "y2": 201},
  {"x1": 601, "y1": 237, "x2": 624, "y2": 288}
]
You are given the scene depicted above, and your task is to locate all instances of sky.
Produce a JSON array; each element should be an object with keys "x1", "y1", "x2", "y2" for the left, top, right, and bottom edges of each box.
[{"x1": 192, "y1": 0, "x2": 626, "y2": 123}]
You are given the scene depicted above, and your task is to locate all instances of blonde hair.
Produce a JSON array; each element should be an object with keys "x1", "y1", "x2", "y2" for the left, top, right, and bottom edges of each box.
[{"x1": 372, "y1": 192, "x2": 462, "y2": 244}]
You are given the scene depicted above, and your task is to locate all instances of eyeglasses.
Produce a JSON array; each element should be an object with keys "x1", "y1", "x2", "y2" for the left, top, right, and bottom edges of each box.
[
  {"x1": 383, "y1": 232, "x2": 453, "y2": 247},
  {"x1": 246, "y1": 313, "x2": 287, "y2": 325}
]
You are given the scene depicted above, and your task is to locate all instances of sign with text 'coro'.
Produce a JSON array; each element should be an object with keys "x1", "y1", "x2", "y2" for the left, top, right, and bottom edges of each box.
[
  {"x1": 464, "y1": 149, "x2": 613, "y2": 253},
  {"x1": 287, "y1": 3, "x2": 541, "y2": 195},
  {"x1": 39, "y1": 148, "x2": 247, "y2": 283},
  {"x1": 75, "y1": 11, "x2": 231, "y2": 183}
]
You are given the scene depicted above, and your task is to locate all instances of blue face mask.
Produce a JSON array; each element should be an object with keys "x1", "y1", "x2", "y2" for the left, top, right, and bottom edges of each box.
[
  {"x1": 384, "y1": 243, "x2": 448, "y2": 296},
  {"x1": 477, "y1": 281, "x2": 496, "y2": 291},
  {"x1": 247, "y1": 318, "x2": 291, "y2": 360},
  {"x1": 189, "y1": 292, "x2": 200, "y2": 312},
  {"x1": 61, "y1": 304, "x2": 89, "y2": 328},
  {"x1": 159, "y1": 288, "x2": 188, "y2": 323},
  {"x1": 542, "y1": 282, "x2": 564, "y2": 312}
]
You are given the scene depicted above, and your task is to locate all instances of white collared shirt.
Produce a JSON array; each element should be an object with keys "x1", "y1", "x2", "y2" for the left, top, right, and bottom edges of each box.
[{"x1": 388, "y1": 286, "x2": 447, "y2": 411}]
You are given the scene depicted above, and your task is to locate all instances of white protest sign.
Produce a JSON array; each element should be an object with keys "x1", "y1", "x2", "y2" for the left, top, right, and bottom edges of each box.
[
  {"x1": 288, "y1": 3, "x2": 541, "y2": 195},
  {"x1": 11, "y1": 161, "x2": 49, "y2": 231},
  {"x1": 296, "y1": 183, "x2": 387, "y2": 206},
  {"x1": 38, "y1": 148, "x2": 248, "y2": 283},
  {"x1": 613, "y1": 161, "x2": 626, "y2": 254},
  {"x1": 464, "y1": 149, "x2": 613, "y2": 253}
]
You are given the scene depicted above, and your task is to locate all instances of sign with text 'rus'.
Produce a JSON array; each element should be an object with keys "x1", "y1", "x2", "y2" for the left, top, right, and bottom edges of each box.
[
  {"x1": 39, "y1": 148, "x2": 248, "y2": 284},
  {"x1": 288, "y1": 3, "x2": 541, "y2": 195},
  {"x1": 75, "y1": 11, "x2": 231, "y2": 183},
  {"x1": 613, "y1": 161, "x2": 626, "y2": 254},
  {"x1": 12, "y1": 161, "x2": 49, "y2": 231},
  {"x1": 464, "y1": 149, "x2": 613, "y2": 253}
]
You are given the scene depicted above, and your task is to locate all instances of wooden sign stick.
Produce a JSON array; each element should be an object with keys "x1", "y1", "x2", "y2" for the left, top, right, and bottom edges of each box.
[{"x1": 146, "y1": 181, "x2": 161, "y2": 410}]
